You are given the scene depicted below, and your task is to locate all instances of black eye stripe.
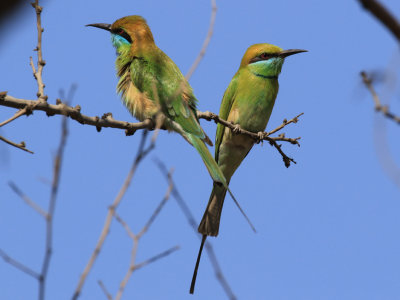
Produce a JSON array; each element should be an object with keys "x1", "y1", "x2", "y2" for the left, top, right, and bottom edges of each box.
[
  {"x1": 112, "y1": 28, "x2": 132, "y2": 43},
  {"x1": 249, "y1": 52, "x2": 278, "y2": 64}
]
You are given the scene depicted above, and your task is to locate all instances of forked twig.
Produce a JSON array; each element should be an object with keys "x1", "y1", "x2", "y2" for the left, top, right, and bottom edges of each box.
[
  {"x1": 154, "y1": 158, "x2": 237, "y2": 300},
  {"x1": 361, "y1": 71, "x2": 400, "y2": 124},
  {"x1": 72, "y1": 130, "x2": 156, "y2": 300}
]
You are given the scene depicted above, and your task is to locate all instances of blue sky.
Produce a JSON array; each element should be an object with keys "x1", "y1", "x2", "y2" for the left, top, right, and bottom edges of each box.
[{"x1": 1, "y1": 0, "x2": 400, "y2": 299}]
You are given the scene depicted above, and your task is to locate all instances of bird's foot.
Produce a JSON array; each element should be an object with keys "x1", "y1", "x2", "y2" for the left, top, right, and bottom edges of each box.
[
  {"x1": 232, "y1": 124, "x2": 241, "y2": 134},
  {"x1": 256, "y1": 132, "x2": 265, "y2": 144}
]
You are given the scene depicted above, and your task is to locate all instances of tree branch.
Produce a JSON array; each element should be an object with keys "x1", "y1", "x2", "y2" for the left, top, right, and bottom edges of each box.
[
  {"x1": 0, "y1": 94, "x2": 153, "y2": 136},
  {"x1": 72, "y1": 130, "x2": 156, "y2": 300},
  {"x1": 185, "y1": 0, "x2": 217, "y2": 81},
  {"x1": 198, "y1": 111, "x2": 303, "y2": 167},
  {"x1": 0, "y1": 248, "x2": 41, "y2": 280},
  {"x1": 30, "y1": 0, "x2": 47, "y2": 101},
  {"x1": 361, "y1": 71, "x2": 400, "y2": 124},
  {"x1": 114, "y1": 169, "x2": 175, "y2": 300},
  {"x1": 97, "y1": 280, "x2": 112, "y2": 300},
  {"x1": 133, "y1": 246, "x2": 180, "y2": 271},
  {"x1": 357, "y1": 0, "x2": 400, "y2": 42},
  {"x1": 0, "y1": 94, "x2": 302, "y2": 166},
  {"x1": 8, "y1": 181, "x2": 47, "y2": 218},
  {"x1": 154, "y1": 158, "x2": 237, "y2": 300},
  {"x1": 38, "y1": 116, "x2": 69, "y2": 300},
  {"x1": 0, "y1": 135, "x2": 34, "y2": 154}
]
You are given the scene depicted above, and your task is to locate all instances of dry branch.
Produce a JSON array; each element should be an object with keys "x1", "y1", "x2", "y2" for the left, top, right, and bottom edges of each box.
[
  {"x1": 38, "y1": 116, "x2": 68, "y2": 300},
  {"x1": 97, "y1": 280, "x2": 112, "y2": 300},
  {"x1": 72, "y1": 130, "x2": 156, "y2": 300},
  {"x1": 1, "y1": 116, "x2": 69, "y2": 300},
  {"x1": 185, "y1": 0, "x2": 217, "y2": 81},
  {"x1": 0, "y1": 249, "x2": 40, "y2": 279},
  {"x1": 30, "y1": 0, "x2": 47, "y2": 101},
  {"x1": 8, "y1": 181, "x2": 47, "y2": 217},
  {"x1": 154, "y1": 158, "x2": 237, "y2": 300},
  {"x1": 358, "y1": 0, "x2": 400, "y2": 42},
  {"x1": 0, "y1": 135, "x2": 33, "y2": 154},
  {"x1": 1, "y1": 94, "x2": 302, "y2": 166},
  {"x1": 113, "y1": 169, "x2": 175, "y2": 300},
  {"x1": 361, "y1": 71, "x2": 400, "y2": 124}
]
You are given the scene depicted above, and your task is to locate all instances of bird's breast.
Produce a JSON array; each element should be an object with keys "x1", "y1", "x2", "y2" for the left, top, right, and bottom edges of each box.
[{"x1": 117, "y1": 73, "x2": 159, "y2": 121}]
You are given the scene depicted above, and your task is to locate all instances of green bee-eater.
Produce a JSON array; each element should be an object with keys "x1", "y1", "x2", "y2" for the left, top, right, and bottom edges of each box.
[
  {"x1": 191, "y1": 43, "x2": 306, "y2": 293},
  {"x1": 87, "y1": 16, "x2": 231, "y2": 188}
]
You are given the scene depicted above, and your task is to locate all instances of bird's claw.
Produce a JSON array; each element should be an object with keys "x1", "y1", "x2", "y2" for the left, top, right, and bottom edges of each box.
[
  {"x1": 232, "y1": 124, "x2": 241, "y2": 134},
  {"x1": 256, "y1": 132, "x2": 265, "y2": 143}
]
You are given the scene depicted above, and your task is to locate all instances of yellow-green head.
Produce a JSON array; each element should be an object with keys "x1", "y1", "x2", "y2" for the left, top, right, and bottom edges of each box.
[{"x1": 241, "y1": 43, "x2": 306, "y2": 79}]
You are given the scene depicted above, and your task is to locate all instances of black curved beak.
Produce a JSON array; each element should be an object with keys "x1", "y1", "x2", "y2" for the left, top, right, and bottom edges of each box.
[
  {"x1": 86, "y1": 23, "x2": 112, "y2": 32},
  {"x1": 279, "y1": 49, "x2": 307, "y2": 58}
]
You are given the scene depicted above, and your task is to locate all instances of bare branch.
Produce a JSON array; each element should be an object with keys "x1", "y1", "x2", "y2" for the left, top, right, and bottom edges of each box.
[
  {"x1": 0, "y1": 103, "x2": 37, "y2": 127},
  {"x1": 8, "y1": 181, "x2": 47, "y2": 218},
  {"x1": 198, "y1": 111, "x2": 303, "y2": 167},
  {"x1": 153, "y1": 158, "x2": 236, "y2": 300},
  {"x1": 97, "y1": 280, "x2": 112, "y2": 300},
  {"x1": 0, "y1": 249, "x2": 40, "y2": 280},
  {"x1": 30, "y1": 0, "x2": 47, "y2": 101},
  {"x1": 185, "y1": 0, "x2": 217, "y2": 81},
  {"x1": 361, "y1": 71, "x2": 400, "y2": 124},
  {"x1": 357, "y1": 0, "x2": 400, "y2": 42},
  {"x1": 137, "y1": 169, "x2": 174, "y2": 238},
  {"x1": 134, "y1": 245, "x2": 180, "y2": 271},
  {"x1": 114, "y1": 169, "x2": 174, "y2": 300},
  {"x1": 114, "y1": 212, "x2": 136, "y2": 240},
  {"x1": 1, "y1": 95, "x2": 153, "y2": 135},
  {"x1": 0, "y1": 95, "x2": 302, "y2": 163},
  {"x1": 73, "y1": 130, "x2": 156, "y2": 300},
  {"x1": 264, "y1": 113, "x2": 304, "y2": 137},
  {"x1": 0, "y1": 135, "x2": 34, "y2": 154},
  {"x1": 39, "y1": 116, "x2": 69, "y2": 300}
]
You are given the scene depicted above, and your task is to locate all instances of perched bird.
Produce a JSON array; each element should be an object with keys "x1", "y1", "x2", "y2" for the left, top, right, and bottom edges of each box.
[
  {"x1": 190, "y1": 44, "x2": 306, "y2": 293},
  {"x1": 86, "y1": 16, "x2": 230, "y2": 187}
]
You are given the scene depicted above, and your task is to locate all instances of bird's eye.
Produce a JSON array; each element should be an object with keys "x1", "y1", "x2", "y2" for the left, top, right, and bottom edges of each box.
[
  {"x1": 260, "y1": 53, "x2": 270, "y2": 60},
  {"x1": 115, "y1": 28, "x2": 132, "y2": 43}
]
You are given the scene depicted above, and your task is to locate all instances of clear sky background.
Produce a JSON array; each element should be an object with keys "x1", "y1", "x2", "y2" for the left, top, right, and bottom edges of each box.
[{"x1": 1, "y1": 0, "x2": 400, "y2": 299}]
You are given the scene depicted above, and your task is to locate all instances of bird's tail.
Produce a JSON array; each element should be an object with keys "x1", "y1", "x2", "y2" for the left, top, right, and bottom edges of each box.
[
  {"x1": 187, "y1": 133, "x2": 255, "y2": 295},
  {"x1": 198, "y1": 182, "x2": 227, "y2": 236},
  {"x1": 186, "y1": 133, "x2": 255, "y2": 233}
]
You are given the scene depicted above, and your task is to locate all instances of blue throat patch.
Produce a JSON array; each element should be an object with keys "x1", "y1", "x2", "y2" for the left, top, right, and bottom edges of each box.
[{"x1": 111, "y1": 34, "x2": 131, "y2": 48}]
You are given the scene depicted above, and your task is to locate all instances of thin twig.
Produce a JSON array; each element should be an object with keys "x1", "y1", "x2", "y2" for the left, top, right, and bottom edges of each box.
[
  {"x1": 0, "y1": 103, "x2": 37, "y2": 127},
  {"x1": 114, "y1": 169, "x2": 175, "y2": 300},
  {"x1": 30, "y1": 0, "x2": 47, "y2": 101},
  {"x1": 137, "y1": 170, "x2": 174, "y2": 238},
  {"x1": 264, "y1": 113, "x2": 304, "y2": 137},
  {"x1": 185, "y1": 0, "x2": 217, "y2": 81},
  {"x1": 357, "y1": 0, "x2": 400, "y2": 42},
  {"x1": 114, "y1": 212, "x2": 136, "y2": 240},
  {"x1": 38, "y1": 116, "x2": 69, "y2": 300},
  {"x1": 0, "y1": 249, "x2": 40, "y2": 280},
  {"x1": 198, "y1": 111, "x2": 303, "y2": 167},
  {"x1": 154, "y1": 158, "x2": 237, "y2": 300},
  {"x1": 0, "y1": 135, "x2": 33, "y2": 154},
  {"x1": 361, "y1": 71, "x2": 400, "y2": 124},
  {"x1": 97, "y1": 280, "x2": 112, "y2": 300},
  {"x1": 8, "y1": 181, "x2": 47, "y2": 218},
  {"x1": 133, "y1": 246, "x2": 180, "y2": 271},
  {"x1": 72, "y1": 130, "x2": 156, "y2": 300}
]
